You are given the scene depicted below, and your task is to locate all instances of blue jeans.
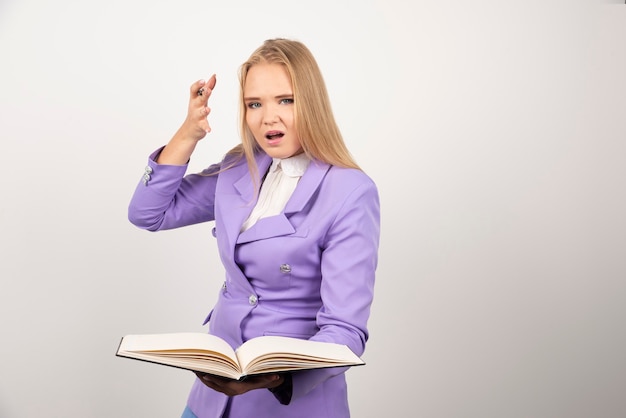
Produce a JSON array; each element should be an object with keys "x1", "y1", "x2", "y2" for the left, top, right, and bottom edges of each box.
[{"x1": 181, "y1": 406, "x2": 198, "y2": 418}]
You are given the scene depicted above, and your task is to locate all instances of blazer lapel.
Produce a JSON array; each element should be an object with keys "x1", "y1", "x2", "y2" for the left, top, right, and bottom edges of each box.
[
  {"x1": 284, "y1": 160, "x2": 331, "y2": 214},
  {"x1": 237, "y1": 215, "x2": 295, "y2": 244},
  {"x1": 218, "y1": 153, "x2": 272, "y2": 252},
  {"x1": 236, "y1": 159, "x2": 331, "y2": 244}
]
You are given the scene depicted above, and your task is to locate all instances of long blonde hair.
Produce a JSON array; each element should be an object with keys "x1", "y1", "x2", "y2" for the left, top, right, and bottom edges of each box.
[{"x1": 225, "y1": 38, "x2": 360, "y2": 180}]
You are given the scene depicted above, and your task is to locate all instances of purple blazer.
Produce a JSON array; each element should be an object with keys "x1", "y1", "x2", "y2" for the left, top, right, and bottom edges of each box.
[{"x1": 128, "y1": 148, "x2": 380, "y2": 418}]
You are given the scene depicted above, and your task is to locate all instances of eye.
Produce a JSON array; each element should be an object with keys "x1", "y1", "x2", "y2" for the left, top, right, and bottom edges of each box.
[
  {"x1": 279, "y1": 98, "x2": 294, "y2": 105},
  {"x1": 247, "y1": 102, "x2": 261, "y2": 109}
]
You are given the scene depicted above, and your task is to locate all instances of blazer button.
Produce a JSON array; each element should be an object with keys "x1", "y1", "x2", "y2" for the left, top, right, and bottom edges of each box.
[
  {"x1": 248, "y1": 295, "x2": 258, "y2": 305},
  {"x1": 279, "y1": 264, "x2": 291, "y2": 273},
  {"x1": 143, "y1": 166, "x2": 153, "y2": 185}
]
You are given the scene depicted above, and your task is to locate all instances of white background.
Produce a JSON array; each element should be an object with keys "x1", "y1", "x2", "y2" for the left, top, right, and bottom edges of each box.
[{"x1": 1, "y1": 0, "x2": 625, "y2": 417}]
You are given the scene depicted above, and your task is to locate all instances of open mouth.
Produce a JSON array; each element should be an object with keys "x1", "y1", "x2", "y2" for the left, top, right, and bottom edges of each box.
[{"x1": 265, "y1": 131, "x2": 284, "y2": 140}]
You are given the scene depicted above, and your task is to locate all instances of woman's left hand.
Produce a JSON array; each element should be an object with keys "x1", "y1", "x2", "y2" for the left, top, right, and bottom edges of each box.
[{"x1": 194, "y1": 372, "x2": 284, "y2": 396}]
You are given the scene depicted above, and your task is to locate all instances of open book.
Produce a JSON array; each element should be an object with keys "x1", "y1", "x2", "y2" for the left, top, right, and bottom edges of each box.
[{"x1": 116, "y1": 332, "x2": 365, "y2": 381}]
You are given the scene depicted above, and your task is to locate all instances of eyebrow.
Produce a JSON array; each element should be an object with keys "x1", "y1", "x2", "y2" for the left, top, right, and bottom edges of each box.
[{"x1": 243, "y1": 94, "x2": 294, "y2": 101}]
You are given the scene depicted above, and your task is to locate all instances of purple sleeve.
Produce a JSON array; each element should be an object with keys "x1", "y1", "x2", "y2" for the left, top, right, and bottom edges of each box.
[
  {"x1": 128, "y1": 147, "x2": 221, "y2": 231},
  {"x1": 295, "y1": 178, "x2": 381, "y2": 400}
]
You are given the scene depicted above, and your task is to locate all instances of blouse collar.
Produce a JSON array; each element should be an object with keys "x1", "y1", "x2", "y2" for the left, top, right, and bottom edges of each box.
[{"x1": 270, "y1": 152, "x2": 311, "y2": 178}]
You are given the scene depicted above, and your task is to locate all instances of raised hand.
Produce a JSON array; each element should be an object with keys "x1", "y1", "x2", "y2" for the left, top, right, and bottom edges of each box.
[
  {"x1": 186, "y1": 74, "x2": 217, "y2": 140},
  {"x1": 156, "y1": 74, "x2": 217, "y2": 165}
]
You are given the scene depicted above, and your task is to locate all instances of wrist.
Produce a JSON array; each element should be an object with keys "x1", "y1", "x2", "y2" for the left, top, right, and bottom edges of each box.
[{"x1": 156, "y1": 130, "x2": 201, "y2": 165}]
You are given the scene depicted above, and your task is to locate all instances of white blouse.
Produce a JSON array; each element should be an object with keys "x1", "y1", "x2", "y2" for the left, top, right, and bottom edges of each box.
[{"x1": 240, "y1": 153, "x2": 310, "y2": 232}]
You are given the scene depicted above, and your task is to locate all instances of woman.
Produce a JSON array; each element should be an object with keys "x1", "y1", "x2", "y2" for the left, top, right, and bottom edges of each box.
[{"x1": 128, "y1": 38, "x2": 380, "y2": 418}]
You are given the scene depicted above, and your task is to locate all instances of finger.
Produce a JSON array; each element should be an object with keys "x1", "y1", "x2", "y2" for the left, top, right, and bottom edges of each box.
[
  {"x1": 242, "y1": 374, "x2": 281, "y2": 389},
  {"x1": 196, "y1": 372, "x2": 228, "y2": 385},
  {"x1": 190, "y1": 79, "x2": 206, "y2": 99},
  {"x1": 199, "y1": 106, "x2": 211, "y2": 133},
  {"x1": 197, "y1": 373, "x2": 239, "y2": 396},
  {"x1": 206, "y1": 73, "x2": 217, "y2": 90},
  {"x1": 197, "y1": 74, "x2": 217, "y2": 101},
  {"x1": 195, "y1": 373, "x2": 221, "y2": 389}
]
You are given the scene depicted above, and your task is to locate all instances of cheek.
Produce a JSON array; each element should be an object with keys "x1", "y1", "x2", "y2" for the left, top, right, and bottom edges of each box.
[
  {"x1": 245, "y1": 111, "x2": 258, "y2": 128},
  {"x1": 280, "y1": 110, "x2": 294, "y2": 128}
]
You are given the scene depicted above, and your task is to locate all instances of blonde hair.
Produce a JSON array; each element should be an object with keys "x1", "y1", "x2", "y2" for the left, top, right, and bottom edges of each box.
[{"x1": 225, "y1": 38, "x2": 360, "y2": 180}]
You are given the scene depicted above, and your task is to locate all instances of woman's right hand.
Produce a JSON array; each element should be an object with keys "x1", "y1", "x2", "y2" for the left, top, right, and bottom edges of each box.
[{"x1": 157, "y1": 74, "x2": 217, "y2": 165}]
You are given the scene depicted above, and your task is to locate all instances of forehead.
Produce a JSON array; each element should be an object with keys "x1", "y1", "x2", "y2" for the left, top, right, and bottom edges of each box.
[{"x1": 244, "y1": 63, "x2": 293, "y2": 95}]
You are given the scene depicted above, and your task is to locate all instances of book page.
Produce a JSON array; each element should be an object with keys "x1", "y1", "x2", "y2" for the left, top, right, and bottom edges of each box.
[
  {"x1": 119, "y1": 333, "x2": 238, "y2": 365},
  {"x1": 235, "y1": 336, "x2": 364, "y2": 374}
]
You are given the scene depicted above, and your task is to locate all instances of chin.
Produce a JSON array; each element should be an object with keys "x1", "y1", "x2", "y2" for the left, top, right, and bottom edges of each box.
[{"x1": 264, "y1": 148, "x2": 299, "y2": 159}]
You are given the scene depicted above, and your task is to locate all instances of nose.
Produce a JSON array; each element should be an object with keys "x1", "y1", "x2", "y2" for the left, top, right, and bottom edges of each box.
[{"x1": 262, "y1": 105, "x2": 279, "y2": 125}]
